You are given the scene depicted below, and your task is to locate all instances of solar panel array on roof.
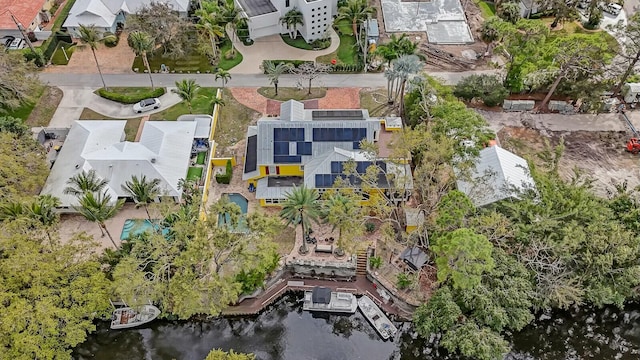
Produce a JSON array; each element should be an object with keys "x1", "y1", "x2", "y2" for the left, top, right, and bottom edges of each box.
[
  {"x1": 312, "y1": 110, "x2": 364, "y2": 120},
  {"x1": 312, "y1": 128, "x2": 367, "y2": 142},
  {"x1": 244, "y1": 135, "x2": 257, "y2": 173}
]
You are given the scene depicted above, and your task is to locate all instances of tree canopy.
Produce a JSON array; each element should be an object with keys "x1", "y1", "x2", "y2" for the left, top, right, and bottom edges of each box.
[{"x1": 0, "y1": 51, "x2": 41, "y2": 114}]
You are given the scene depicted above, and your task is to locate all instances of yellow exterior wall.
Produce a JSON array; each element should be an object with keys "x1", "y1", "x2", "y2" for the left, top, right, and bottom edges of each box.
[
  {"x1": 277, "y1": 165, "x2": 304, "y2": 176},
  {"x1": 406, "y1": 225, "x2": 417, "y2": 233},
  {"x1": 211, "y1": 157, "x2": 236, "y2": 167},
  {"x1": 259, "y1": 166, "x2": 268, "y2": 177},
  {"x1": 200, "y1": 89, "x2": 223, "y2": 220}
]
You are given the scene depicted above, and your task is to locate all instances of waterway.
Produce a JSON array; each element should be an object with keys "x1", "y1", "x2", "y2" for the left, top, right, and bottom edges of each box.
[{"x1": 74, "y1": 294, "x2": 640, "y2": 360}]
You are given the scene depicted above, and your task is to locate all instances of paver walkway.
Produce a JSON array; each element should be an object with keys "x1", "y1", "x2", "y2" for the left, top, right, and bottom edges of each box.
[
  {"x1": 227, "y1": 25, "x2": 340, "y2": 74},
  {"x1": 229, "y1": 87, "x2": 362, "y2": 116}
]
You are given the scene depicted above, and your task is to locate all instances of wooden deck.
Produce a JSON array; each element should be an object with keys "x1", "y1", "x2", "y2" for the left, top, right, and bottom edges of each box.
[{"x1": 222, "y1": 275, "x2": 412, "y2": 320}]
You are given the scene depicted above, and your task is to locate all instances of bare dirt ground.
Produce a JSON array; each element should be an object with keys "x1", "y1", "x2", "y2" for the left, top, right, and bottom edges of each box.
[{"x1": 499, "y1": 127, "x2": 640, "y2": 197}]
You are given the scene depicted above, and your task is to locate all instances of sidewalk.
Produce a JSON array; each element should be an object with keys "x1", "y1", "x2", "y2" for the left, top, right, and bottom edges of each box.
[
  {"x1": 48, "y1": 86, "x2": 182, "y2": 127},
  {"x1": 227, "y1": 25, "x2": 340, "y2": 74}
]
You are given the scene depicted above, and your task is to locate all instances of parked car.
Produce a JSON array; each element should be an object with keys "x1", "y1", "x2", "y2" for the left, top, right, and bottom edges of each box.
[
  {"x1": 133, "y1": 98, "x2": 161, "y2": 113},
  {"x1": 1, "y1": 36, "x2": 15, "y2": 48},
  {"x1": 7, "y1": 38, "x2": 25, "y2": 50},
  {"x1": 605, "y1": 3, "x2": 622, "y2": 15}
]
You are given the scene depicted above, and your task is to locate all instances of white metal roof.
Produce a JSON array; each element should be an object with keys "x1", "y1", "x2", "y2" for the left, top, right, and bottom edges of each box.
[
  {"x1": 41, "y1": 120, "x2": 197, "y2": 208},
  {"x1": 456, "y1": 146, "x2": 535, "y2": 207},
  {"x1": 64, "y1": 0, "x2": 189, "y2": 28}
]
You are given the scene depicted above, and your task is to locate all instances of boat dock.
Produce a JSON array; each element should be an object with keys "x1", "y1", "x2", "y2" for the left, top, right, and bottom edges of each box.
[
  {"x1": 302, "y1": 287, "x2": 358, "y2": 313},
  {"x1": 221, "y1": 275, "x2": 410, "y2": 320}
]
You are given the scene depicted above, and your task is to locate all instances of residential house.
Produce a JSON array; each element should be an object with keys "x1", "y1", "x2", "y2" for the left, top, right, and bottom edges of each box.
[
  {"x1": 235, "y1": 0, "x2": 337, "y2": 42},
  {"x1": 242, "y1": 100, "x2": 412, "y2": 206},
  {"x1": 63, "y1": 0, "x2": 189, "y2": 37},
  {"x1": 41, "y1": 118, "x2": 211, "y2": 212},
  {"x1": 456, "y1": 145, "x2": 535, "y2": 207},
  {"x1": 520, "y1": 0, "x2": 542, "y2": 18},
  {"x1": 0, "y1": 0, "x2": 54, "y2": 38}
]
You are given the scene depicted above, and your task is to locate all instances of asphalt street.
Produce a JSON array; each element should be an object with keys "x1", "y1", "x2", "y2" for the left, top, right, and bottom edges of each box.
[{"x1": 39, "y1": 70, "x2": 501, "y2": 88}]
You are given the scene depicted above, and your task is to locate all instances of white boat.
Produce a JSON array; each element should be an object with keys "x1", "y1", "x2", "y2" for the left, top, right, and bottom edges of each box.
[
  {"x1": 110, "y1": 304, "x2": 161, "y2": 330},
  {"x1": 358, "y1": 295, "x2": 397, "y2": 340},
  {"x1": 302, "y1": 287, "x2": 358, "y2": 314}
]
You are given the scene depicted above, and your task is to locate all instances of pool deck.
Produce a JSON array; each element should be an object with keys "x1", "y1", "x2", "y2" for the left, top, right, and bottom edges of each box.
[{"x1": 222, "y1": 275, "x2": 412, "y2": 320}]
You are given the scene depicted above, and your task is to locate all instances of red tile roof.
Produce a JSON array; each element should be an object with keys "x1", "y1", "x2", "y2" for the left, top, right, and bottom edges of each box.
[{"x1": 0, "y1": 0, "x2": 47, "y2": 30}]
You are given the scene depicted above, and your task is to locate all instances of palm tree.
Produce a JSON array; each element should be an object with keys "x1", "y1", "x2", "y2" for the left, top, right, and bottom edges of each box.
[
  {"x1": 280, "y1": 185, "x2": 321, "y2": 254},
  {"x1": 172, "y1": 79, "x2": 200, "y2": 114},
  {"x1": 211, "y1": 96, "x2": 226, "y2": 109},
  {"x1": 279, "y1": 8, "x2": 304, "y2": 39},
  {"x1": 74, "y1": 190, "x2": 124, "y2": 248},
  {"x1": 26, "y1": 194, "x2": 60, "y2": 243},
  {"x1": 219, "y1": 2, "x2": 244, "y2": 55},
  {"x1": 128, "y1": 31, "x2": 155, "y2": 89},
  {"x1": 196, "y1": 10, "x2": 226, "y2": 61},
  {"x1": 391, "y1": 54, "x2": 423, "y2": 116},
  {"x1": 215, "y1": 68, "x2": 232, "y2": 88},
  {"x1": 262, "y1": 60, "x2": 293, "y2": 96},
  {"x1": 323, "y1": 192, "x2": 361, "y2": 252},
  {"x1": 78, "y1": 25, "x2": 108, "y2": 90},
  {"x1": 63, "y1": 170, "x2": 109, "y2": 196},
  {"x1": 121, "y1": 175, "x2": 161, "y2": 220},
  {"x1": 337, "y1": 0, "x2": 374, "y2": 46}
]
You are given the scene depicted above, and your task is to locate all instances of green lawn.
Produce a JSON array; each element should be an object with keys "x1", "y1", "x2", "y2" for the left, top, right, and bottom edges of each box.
[
  {"x1": 187, "y1": 166, "x2": 204, "y2": 181},
  {"x1": 78, "y1": 108, "x2": 142, "y2": 141},
  {"x1": 196, "y1": 151, "x2": 206, "y2": 165},
  {"x1": 150, "y1": 87, "x2": 218, "y2": 120},
  {"x1": 6, "y1": 85, "x2": 45, "y2": 121},
  {"x1": 543, "y1": 19, "x2": 619, "y2": 51},
  {"x1": 317, "y1": 20, "x2": 358, "y2": 65},
  {"x1": 359, "y1": 88, "x2": 395, "y2": 117},
  {"x1": 257, "y1": 87, "x2": 327, "y2": 101},
  {"x1": 95, "y1": 87, "x2": 158, "y2": 98},
  {"x1": 475, "y1": 0, "x2": 496, "y2": 18},
  {"x1": 25, "y1": 87, "x2": 63, "y2": 127},
  {"x1": 133, "y1": 49, "x2": 213, "y2": 73},
  {"x1": 51, "y1": 42, "x2": 76, "y2": 65},
  {"x1": 218, "y1": 40, "x2": 243, "y2": 70},
  {"x1": 281, "y1": 33, "x2": 313, "y2": 50}
]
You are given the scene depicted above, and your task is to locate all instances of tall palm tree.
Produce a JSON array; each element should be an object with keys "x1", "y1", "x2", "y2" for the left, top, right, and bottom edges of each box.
[
  {"x1": 280, "y1": 185, "x2": 321, "y2": 254},
  {"x1": 262, "y1": 60, "x2": 293, "y2": 96},
  {"x1": 219, "y1": 2, "x2": 244, "y2": 55},
  {"x1": 391, "y1": 54, "x2": 423, "y2": 116},
  {"x1": 196, "y1": 10, "x2": 226, "y2": 61},
  {"x1": 215, "y1": 68, "x2": 232, "y2": 88},
  {"x1": 26, "y1": 194, "x2": 60, "y2": 243},
  {"x1": 322, "y1": 192, "x2": 361, "y2": 251},
  {"x1": 128, "y1": 31, "x2": 155, "y2": 89},
  {"x1": 172, "y1": 79, "x2": 201, "y2": 114},
  {"x1": 338, "y1": 0, "x2": 374, "y2": 46},
  {"x1": 121, "y1": 175, "x2": 161, "y2": 220},
  {"x1": 279, "y1": 8, "x2": 304, "y2": 39},
  {"x1": 74, "y1": 191, "x2": 124, "y2": 248},
  {"x1": 63, "y1": 170, "x2": 109, "y2": 196},
  {"x1": 78, "y1": 25, "x2": 108, "y2": 90}
]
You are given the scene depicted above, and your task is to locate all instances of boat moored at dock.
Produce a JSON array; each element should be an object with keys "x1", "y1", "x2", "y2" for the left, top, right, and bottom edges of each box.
[
  {"x1": 302, "y1": 286, "x2": 358, "y2": 314},
  {"x1": 358, "y1": 295, "x2": 397, "y2": 340}
]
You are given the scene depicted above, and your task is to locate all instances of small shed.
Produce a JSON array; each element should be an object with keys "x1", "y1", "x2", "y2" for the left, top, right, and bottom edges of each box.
[
  {"x1": 311, "y1": 287, "x2": 331, "y2": 304},
  {"x1": 623, "y1": 83, "x2": 640, "y2": 104},
  {"x1": 366, "y1": 19, "x2": 379, "y2": 44},
  {"x1": 405, "y1": 208, "x2": 425, "y2": 233},
  {"x1": 400, "y1": 246, "x2": 429, "y2": 271}
]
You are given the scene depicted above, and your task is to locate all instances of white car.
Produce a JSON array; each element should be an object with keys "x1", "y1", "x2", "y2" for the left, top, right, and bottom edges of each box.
[
  {"x1": 7, "y1": 38, "x2": 25, "y2": 50},
  {"x1": 133, "y1": 98, "x2": 161, "y2": 113}
]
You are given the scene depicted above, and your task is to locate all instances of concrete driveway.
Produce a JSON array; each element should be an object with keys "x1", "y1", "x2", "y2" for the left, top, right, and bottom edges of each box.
[
  {"x1": 227, "y1": 25, "x2": 340, "y2": 74},
  {"x1": 48, "y1": 87, "x2": 183, "y2": 127}
]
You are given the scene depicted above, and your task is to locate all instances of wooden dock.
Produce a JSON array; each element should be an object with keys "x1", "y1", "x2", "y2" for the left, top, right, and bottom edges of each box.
[{"x1": 222, "y1": 275, "x2": 411, "y2": 320}]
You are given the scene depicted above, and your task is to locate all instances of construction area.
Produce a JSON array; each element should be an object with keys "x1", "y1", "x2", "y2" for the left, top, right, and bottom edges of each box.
[{"x1": 479, "y1": 110, "x2": 640, "y2": 197}]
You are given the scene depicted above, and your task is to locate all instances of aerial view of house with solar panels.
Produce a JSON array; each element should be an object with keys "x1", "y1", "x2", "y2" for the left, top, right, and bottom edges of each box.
[{"x1": 242, "y1": 100, "x2": 413, "y2": 206}]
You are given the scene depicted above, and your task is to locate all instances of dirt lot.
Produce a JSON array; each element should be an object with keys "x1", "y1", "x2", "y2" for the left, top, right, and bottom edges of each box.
[{"x1": 497, "y1": 125, "x2": 640, "y2": 197}]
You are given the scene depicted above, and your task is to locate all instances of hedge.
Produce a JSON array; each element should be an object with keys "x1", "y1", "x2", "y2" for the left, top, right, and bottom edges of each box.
[
  {"x1": 215, "y1": 160, "x2": 233, "y2": 184},
  {"x1": 261, "y1": 60, "x2": 313, "y2": 73},
  {"x1": 97, "y1": 87, "x2": 166, "y2": 104}
]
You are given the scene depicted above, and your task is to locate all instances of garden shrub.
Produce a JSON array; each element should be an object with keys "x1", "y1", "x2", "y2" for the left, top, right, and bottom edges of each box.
[
  {"x1": 97, "y1": 87, "x2": 166, "y2": 104},
  {"x1": 215, "y1": 159, "x2": 233, "y2": 184},
  {"x1": 365, "y1": 222, "x2": 376, "y2": 233},
  {"x1": 103, "y1": 32, "x2": 118, "y2": 47},
  {"x1": 261, "y1": 60, "x2": 313, "y2": 73},
  {"x1": 453, "y1": 74, "x2": 508, "y2": 107}
]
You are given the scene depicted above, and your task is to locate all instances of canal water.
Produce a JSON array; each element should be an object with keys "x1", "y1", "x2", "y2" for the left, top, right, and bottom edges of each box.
[{"x1": 74, "y1": 294, "x2": 640, "y2": 360}]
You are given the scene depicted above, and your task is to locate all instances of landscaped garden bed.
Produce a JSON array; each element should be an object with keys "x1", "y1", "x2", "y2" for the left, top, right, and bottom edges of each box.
[
  {"x1": 257, "y1": 87, "x2": 327, "y2": 101},
  {"x1": 96, "y1": 87, "x2": 166, "y2": 104},
  {"x1": 150, "y1": 87, "x2": 217, "y2": 120},
  {"x1": 316, "y1": 20, "x2": 359, "y2": 66}
]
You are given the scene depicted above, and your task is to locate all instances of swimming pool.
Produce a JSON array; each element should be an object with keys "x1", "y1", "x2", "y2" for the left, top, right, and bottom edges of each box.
[
  {"x1": 120, "y1": 219, "x2": 169, "y2": 240},
  {"x1": 218, "y1": 193, "x2": 249, "y2": 232}
]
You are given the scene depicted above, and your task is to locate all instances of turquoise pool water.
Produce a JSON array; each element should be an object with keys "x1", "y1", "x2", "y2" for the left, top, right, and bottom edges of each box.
[
  {"x1": 120, "y1": 219, "x2": 169, "y2": 240},
  {"x1": 218, "y1": 193, "x2": 249, "y2": 232}
]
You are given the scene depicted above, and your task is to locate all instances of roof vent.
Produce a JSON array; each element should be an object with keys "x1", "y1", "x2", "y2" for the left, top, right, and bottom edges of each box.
[{"x1": 151, "y1": 158, "x2": 157, "y2": 163}]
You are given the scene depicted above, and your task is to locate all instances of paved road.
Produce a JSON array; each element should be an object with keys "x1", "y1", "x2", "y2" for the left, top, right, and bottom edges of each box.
[{"x1": 39, "y1": 70, "x2": 501, "y2": 88}]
